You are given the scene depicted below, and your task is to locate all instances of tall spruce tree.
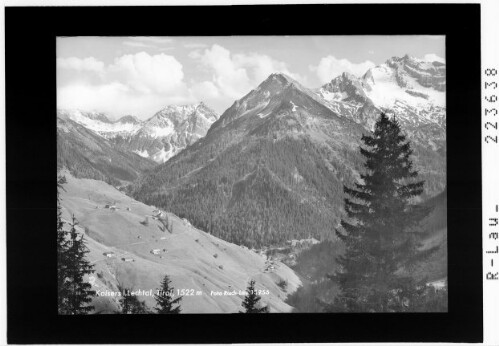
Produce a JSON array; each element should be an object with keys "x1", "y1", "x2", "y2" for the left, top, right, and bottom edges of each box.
[
  {"x1": 57, "y1": 176, "x2": 70, "y2": 314},
  {"x1": 154, "y1": 275, "x2": 182, "y2": 314},
  {"x1": 241, "y1": 280, "x2": 269, "y2": 313},
  {"x1": 63, "y1": 215, "x2": 96, "y2": 314},
  {"x1": 333, "y1": 113, "x2": 431, "y2": 312}
]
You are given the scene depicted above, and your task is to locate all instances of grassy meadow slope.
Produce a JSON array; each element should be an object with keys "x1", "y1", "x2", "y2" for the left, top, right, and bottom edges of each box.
[{"x1": 60, "y1": 173, "x2": 301, "y2": 313}]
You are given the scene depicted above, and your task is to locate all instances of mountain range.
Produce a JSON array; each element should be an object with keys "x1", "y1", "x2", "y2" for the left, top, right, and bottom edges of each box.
[
  {"x1": 130, "y1": 55, "x2": 446, "y2": 247},
  {"x1": 58, "y1": 102, "x2": 219, "y2": 164},
  {"x1": 58, "y1": 54, "x2": 446, "y2": 248}
]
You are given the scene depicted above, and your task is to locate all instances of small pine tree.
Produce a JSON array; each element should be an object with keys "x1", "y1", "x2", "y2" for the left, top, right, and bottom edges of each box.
[
  {"x1": 333, "y1": 113, "x2": 432, "y2": 312},
  {"x1": 118, "y1": 285, "x2": 150, "y2": 314},
  {"x1": 154, "y1": 275, "x2": 182, "y2": 314},
  {"x1": 241, "y1": 280, "x2": 269, "y2": 313},
  {"x1": 63, "y1": 215, "x2": 96, "y2": 314}
]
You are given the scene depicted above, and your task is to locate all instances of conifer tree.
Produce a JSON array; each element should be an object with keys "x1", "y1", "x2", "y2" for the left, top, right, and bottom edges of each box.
[
  {"x1": 333, "y1": 113, "x2": 432, "y2": 312},
  {"x1": 63, "y1": 215, "x2": 96, "y2": 314},
  {"x1": 57, "y1": 176, "x2": 70, "y2": 314},
  {"x1": 241, "y1": 280, "x2": 269, "y2": 313},
  {"x1": 118, "y1": 285, "x2": 150, "y2": 314},
  {"x1": 154, "y1": 275, "x2": 182, "y2": 314}
]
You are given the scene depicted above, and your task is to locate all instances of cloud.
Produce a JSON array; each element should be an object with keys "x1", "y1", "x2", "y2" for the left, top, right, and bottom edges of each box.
[
  {"x1": 109, "y1": 52, "x2": 185, "y2": 94},
  {"x1": 58, "y1": 82, "x2": 130, "y2": 111},
  {"x1": 158, "y1": 47, "x2": 175, "y2": 52},
  {"x1": 123, "y1": 37, "x2": 174, "y2": 50},
  {"x1": 58, "y1": 45, "x2": 305, "y2": 117},
  {"x1": 58, "y1": 52, "x2": 189, "y2": 119},
  {"x1": 190, "y1": 81, "x2": 220, "y2": 100},
  {"x1": 310, "y1": 56, "x2": 375, "y2": 84},
  {"x1": 183, "y1": 43, "x2": 209, "y2": 49},
  {"x1": 191, "y1": 44, "x2": 303, "y2": 100},
  {"x1": 56, "y1": 57, "x2": 105, "y2": 73},
  {"x1": 129, "y1": 37, "x2": 173, "y2": 44},
  {"x1": 123, "y1": 41, "x2": 157, "y2": 48},
  {"x1": 423, "y1": 53, "x2": 445, "y2": 63},
  {"x1": 58, "y1": 82, "x2": 190, "y2": 119},
  {"x1": 233, "y1": 52, "x2": 302, "y2": 85},
  {"x1": 188, "y1": 49, "x2": 202, "y2": 59},
  {"x1": 195, "y1": 44, "x2": 251, "y2": 99}
]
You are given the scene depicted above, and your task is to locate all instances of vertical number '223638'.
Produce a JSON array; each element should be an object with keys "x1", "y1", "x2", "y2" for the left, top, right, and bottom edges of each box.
[{"x1": 485, "y1": 68, "x2": 498, "y2": 144}]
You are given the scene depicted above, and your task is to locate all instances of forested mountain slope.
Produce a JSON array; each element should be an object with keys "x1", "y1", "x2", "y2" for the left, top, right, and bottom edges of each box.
[{"x1": 132, "y1": 74, "x2": 404, "y2": 247}]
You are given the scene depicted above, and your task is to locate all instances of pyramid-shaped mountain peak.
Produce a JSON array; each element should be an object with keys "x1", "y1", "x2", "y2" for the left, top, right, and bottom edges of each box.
[
  {"x1": 271, "y1": 72, "x2": 295, "y2": 82},
  {"x1": 259, "y1": 72, "x2": 300, "y2": 89}
]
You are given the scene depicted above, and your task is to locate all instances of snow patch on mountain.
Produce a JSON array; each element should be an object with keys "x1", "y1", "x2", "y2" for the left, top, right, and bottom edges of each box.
[
  {"x1": 151, "y1": 146, "x2": 177, "y2": 163},
  {"x1": 133, "y1": 149, "x2": 150, "y2": 158},
  {"x1": 365, "y1": 63, "x2": 445, "y2": 109},
  {"x1": 147, "y1": 125, "x2": 175, "y2": 138},
  {"x1": 60, "y1": 109, "x2": 143, "y2": 138}
]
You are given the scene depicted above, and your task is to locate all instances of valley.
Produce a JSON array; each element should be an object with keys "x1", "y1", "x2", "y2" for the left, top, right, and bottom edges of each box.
[
  {"x1": 60, "y1": 173, "x2": 301, "y2": 313},
  {"x1": 57, "y1": 53, "x2": 448, "y2": 313}
]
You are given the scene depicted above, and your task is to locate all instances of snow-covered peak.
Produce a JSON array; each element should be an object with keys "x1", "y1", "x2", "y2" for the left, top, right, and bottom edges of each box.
[
  {"x1": 58, "y1": 109, "x2": 112, "y2": 124},
  {"x1": 318, "y1": 54, "x2": 446, "y2": 109},
  {"x1": 383, "y1": 54, "x2": 446, "y2": 91},
  {"x1": 58, "y1": 109, "x2": 143, "y2": 139},
  {"x1": 148, "y1": 102, "x2": 218, "y2": 127},
  {"x1": 315, "y1": 54, "x2": 446, "y2": 142},
  {"x1": 362, "y1": 56, "x2": 446, "y2": 109},
  {"x1": 127, "y1": 102, "x2": 218, "y2": 163},
  {"x1": 58, "y1": 103, "x2": 219, "y2": 164},
  {"x1": 318, "y1": 72, "x2": 372, "y2": 104}
]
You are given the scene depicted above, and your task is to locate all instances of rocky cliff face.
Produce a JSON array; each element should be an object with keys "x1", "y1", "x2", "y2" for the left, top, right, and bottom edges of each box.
[
  {"x1": 386, "y1": 55, "x2": 446, "y2": 91},
  {"x1": 111, "y1": 103, "x2": 219, "y2": 163}
]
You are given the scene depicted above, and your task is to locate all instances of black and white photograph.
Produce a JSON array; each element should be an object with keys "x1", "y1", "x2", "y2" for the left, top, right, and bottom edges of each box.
[
  {"x1": 6, "y1": 2, "x2": 487, "y2": 343},
  {"x1": 56, "y1": 35, "x2": 448, "y2": 314}
]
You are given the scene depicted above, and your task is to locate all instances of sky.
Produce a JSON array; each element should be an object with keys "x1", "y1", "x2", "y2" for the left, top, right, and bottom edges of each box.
[{"x1": 57, "y1": 36, "x2": 445, "y2": 120}]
